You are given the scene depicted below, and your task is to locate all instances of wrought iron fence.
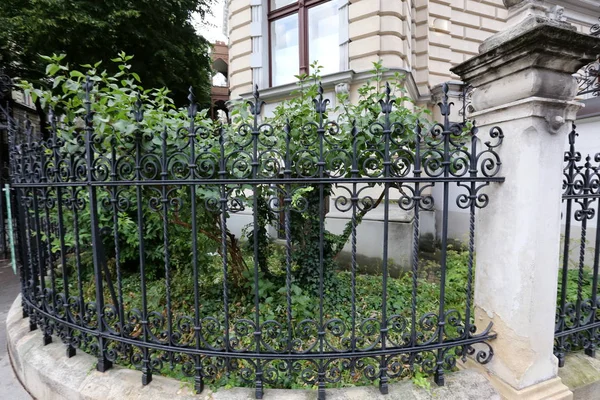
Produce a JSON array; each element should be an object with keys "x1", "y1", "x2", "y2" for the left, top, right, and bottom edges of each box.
[
  {"x1": 11, "y1": 79, "x2": 503, "y2": 399},
  {"x1": 575, "y1": 17, "x2": 600, "y2": 97},
  {"x1": 555, "y1": 124, "x2": 600, "y2": 366}
]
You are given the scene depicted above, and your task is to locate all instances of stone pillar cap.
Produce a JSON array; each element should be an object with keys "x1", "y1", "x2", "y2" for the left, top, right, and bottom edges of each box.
[{"x1": 452, "y1": 23, "x2": 600, "y2": 84}]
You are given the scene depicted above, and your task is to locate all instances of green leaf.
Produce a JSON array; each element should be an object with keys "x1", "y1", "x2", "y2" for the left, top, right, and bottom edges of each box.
[
  {"x1": 46, "y1": 64, "x2": 60, "y2": 76},
  {"x1": 69, "y1": 70, "x2": 85, "y2": 79}
]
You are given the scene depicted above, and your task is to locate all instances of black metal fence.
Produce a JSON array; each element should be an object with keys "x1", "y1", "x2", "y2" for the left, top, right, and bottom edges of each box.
[
  {"x1": 10, "y1": 79, "x2": 503, "y2": 399},
  {"x1": 555, "y1": 124, "x2": 600, "y2": 366}
]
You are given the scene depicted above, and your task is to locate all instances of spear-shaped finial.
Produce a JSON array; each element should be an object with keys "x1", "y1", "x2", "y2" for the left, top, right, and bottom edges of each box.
[
  {"x1": 132, "y1": 92, "x2": 144, "y2": 123},
  {"x1": 568, "y1": 123, "x2": 578, "y2": 146},
  {"x1": 187, "y1": 86, "x2": 198, "y2": 118},
  {"x1": 248, "y1": 84, "x2": 264, "y2": 116}
]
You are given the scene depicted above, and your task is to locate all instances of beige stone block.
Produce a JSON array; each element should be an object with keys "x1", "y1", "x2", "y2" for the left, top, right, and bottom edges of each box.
[
  {"x1": 349, "y1": 15, "x2": 380, "y2": 40},
  {"x1": 229, "y1": 40, "x2": 252, "y2": 61},
  {"x1": 229, "y1": 68, "x2": 252, "y2": 90},
  {"x1": 229, "y1": 53, "x2": 251, "y2": 74},
  {"x1": 379, "y1": 53, "x2": 406, "y2": 69},
  {"x1": 380, "y1": 15, "x2": 405, "y2": 37},
  {"x1": 481, "y1": 0, "x2": 503, "y2": 7},
  {"x1": 229, "y1": 7, "x2": 251, "y2": 31},
  {"x1": 417, "y1": 83, "x2": 430, "y2": 95},
  {"x1": 415, "y1": 21, "x2": 429, "y2": 39},
  {"x1": 451, "y1": 0, "x2": 467, "y2": 10},
  {"x1": 349, "y1": 55, "x2": 380, "y2": 72},
  {"x1": 465, "y1": 27, "x2": 489, "y2": 43},
  {"x1": 429, "y1": 1, "x2": 451, "y2": 18},
  {"x1": 348, "y1": 0, "x2": 379, "y2": 22},
  {"x1": 452, "y1": 38, "x2": 480, "y2": 55},
  {"x1": 349, "y1": 36, "x2": 381, "y2": 59},
  {"x1": 452, "y1": 10, "x2": 481, "y2": 29},
  {"x1": 429, "y1": 72, "x2": 451, "y2": 86},
  {"x1": 415, "y1": 53, "x2": 428, "y2": 68},
  {"x1": 466, "y1": 0, "x2": 497, "y2": 17},
  {"x1": 414, "y1": 38, "x2": 428, "y2": 54},
  {"x1": 229, "y1": 24, "x2": 252, "y2": 45},
  {"x1": 414, "y1": 0, "x2": 428, "y2": 9},
  {"x1": 414, "y1": 68, "x2": 429, "y2": 84},
  {"x1": 451, "y1": 23, "x2": 465, "y2": 38},
  {"x1": 230, "y1": 84, "x2": 253, "y2": 100},
  {"x1": 451, "y1": 51, "x2": 465, "y2": 66},
  {"x1": 415, "y1": 7, "x2": 427, "y2": 23},
  {"x1": 479, "y1": 16, "x2": 505, "y2": 32},
  {"x1": 229, "y1": 0, "x2": 251, "y2": 15},
  {"x1": 428, "y1": 30, "x2": 452, "y2": 47},
  {"x1": 428, "y1": 59, "x2": 451, "y2": 75},
  {"x1": 428, "y1": 44, "x2": 452, "y2": 61},
  {"x1": 496, "y1": 6, "x2": 508, "y2": 20},
  {"x1": 380, "y1": 34, "x2": 404, "y2": 51},
  {"x1": 381, "y1": 0, "x2": 403, "y2": 16}
]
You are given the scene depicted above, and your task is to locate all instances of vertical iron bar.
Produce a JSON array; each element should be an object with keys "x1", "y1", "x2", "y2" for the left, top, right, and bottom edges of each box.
[
  {"x1": 49, "y1": 112, "x2": 71, "y2": 329},
  {"x1": 463, "y1": 125, "x2": 478, "y2": 358},
  {"x1": 218, "y1": 127, "x2": 231, "y2": 367},
  {"x1": 109, "y1": 139, "x2": 125, "y2": 341},
  {"x1": 283, "y1": 121, "x2": 293, "y2": 382},
  {"x1": 379, "y1": 83, "x2": 393, "y2": 395},
  {"x1": 411, "y1": 123, "x2": 422, "y2": 348},
  {"x1": 250, "y1": 88, "x2": 264, "y2": 399},
  {"x1": 350, "y1": 121, "x2": 358, "y2": 354},
  {"x1": 557, "y1": 126, "x2": 577, "y2": 367},
  {"x1": 316, "y1": 85, "x2": 326, "y2": 400},
  {"x1": 575, "y1": 167, "x2": 591, "y2": 328},
  {"x1": 187, "y1": 88, "x2": 204, "y2": 393},
  {"x1": 434, "y1": 84, "x2": 451, "y2": 386},
  {"x1": 83, "y1": 77, "x2": 112, "y2": 372},
  {"x1": 33, "y1": 183, "x2": 51, "y2": 344},
  {"x1": 71, "y1": 183, "x2": 85, "y2": 336},
  {"x1": 131, "y1": 94, "x2": 151, "y2": 384},
  {"x1": 586, "y1": 194, "x2": 600, "y2": 358},
  {"x1": 161, "y1": 127, "x2": 174, "y2": 349}
]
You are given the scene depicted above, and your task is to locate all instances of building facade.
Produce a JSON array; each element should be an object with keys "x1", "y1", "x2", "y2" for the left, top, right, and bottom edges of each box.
[
  {"x1": 227, "y1": 0, "x2": 597, "y2": 110},
  {"x1": 224, "y1": 0, "x2": 600, "y2": 266}
]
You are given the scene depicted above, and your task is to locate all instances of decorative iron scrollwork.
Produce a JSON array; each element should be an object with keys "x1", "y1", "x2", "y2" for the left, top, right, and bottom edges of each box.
[{"x1": 10, "y1": 80, "x2": 502, "y2": 399}]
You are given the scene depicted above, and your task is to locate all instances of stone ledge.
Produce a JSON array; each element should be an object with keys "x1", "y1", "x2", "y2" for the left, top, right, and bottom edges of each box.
[
  {"x1": 558, "y1": 351, "x2": 600, "y2": 399},
  {"x1": 6, "y1": 295, "x2": 500, "y2": 400}
]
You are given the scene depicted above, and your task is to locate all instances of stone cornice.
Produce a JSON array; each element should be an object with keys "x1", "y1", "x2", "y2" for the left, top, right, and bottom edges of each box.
[
  {"x1": 452, "y1": 22, "x2": 600, "y2": 84},
  {"x1": 236, "y1": 68, "x2": 426, "y2": 104}
]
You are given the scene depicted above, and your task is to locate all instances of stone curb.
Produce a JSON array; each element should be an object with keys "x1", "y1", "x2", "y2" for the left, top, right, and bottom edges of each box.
[{"x1": 6, "y1": 295, "x2": 500, "y2": 400}]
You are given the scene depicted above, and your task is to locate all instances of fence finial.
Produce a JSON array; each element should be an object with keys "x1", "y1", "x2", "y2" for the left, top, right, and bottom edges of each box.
[
  {"x1": 132, "y1": 92, "x2": 144, "y2": 123},
  {"x1": 188, "y1": 86, "x2": 198, "y2": 118}
]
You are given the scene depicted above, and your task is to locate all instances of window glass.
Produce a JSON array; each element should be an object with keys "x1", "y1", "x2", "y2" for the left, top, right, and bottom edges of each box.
[
  {"x1": 308, "y1": 2, "x2": 339, "y2": 76},
  {"x1": 271, "y1": 0, "x2": 296, "y2": 10},
  {"x1": 271, "y1": 14, "x2": 299, "y2": 86}
]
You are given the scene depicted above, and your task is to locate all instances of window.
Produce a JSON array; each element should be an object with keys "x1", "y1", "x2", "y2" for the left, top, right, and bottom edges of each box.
[{"x1": 269, "y1": 0, "x2": 339, "y2": 87}]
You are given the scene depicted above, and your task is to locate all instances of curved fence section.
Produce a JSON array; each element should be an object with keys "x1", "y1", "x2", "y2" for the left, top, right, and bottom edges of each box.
[{"x1": 10, "y1": 81, "x2": 503, "y2": 399}]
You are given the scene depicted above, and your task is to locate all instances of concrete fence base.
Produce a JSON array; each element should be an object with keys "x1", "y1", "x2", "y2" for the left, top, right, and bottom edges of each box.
[{"x1": 6, "y1": 295, "x2": 501, "y2": 400}]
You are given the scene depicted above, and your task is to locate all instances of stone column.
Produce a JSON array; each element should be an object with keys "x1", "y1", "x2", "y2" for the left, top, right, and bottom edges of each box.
[{"x1": 452, "y1": 1, "x2": 600, "y2": 399}]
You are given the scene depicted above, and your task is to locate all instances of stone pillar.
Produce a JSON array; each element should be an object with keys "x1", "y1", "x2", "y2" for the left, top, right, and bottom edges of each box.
[{"x1": 452, "y1": 1, "x2": 600, "y2": 399}]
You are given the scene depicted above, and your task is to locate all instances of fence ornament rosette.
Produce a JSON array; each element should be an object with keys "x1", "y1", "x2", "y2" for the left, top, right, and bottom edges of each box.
[{"x1": 9, "y1": 78, "x2": 503, "y2": 399}]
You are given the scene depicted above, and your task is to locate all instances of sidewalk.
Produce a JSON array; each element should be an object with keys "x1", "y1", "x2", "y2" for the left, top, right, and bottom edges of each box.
[{"x1": 0, "y1": 259, "x2": 32, "y2": 399}]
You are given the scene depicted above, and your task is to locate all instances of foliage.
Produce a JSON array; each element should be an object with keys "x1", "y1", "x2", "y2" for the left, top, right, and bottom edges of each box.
[
  {"x1": 0, "y1": 0, "x2": 214, "y2": 107},
  {"x1": 23, "y1": 54, "x2": 249, "y2": 284},
  {"x1": 19, "y1": 56, "x2": 475, "y2": 392},
  {"x1": 80, "y1": 245, "x2": 476, "y2": 390},
  {"x1": 244, "y1": 61, "x2": 432, "y2": 292},
  {"x1": 411, "y1": 370, "x2": 432, "y2": 392}
]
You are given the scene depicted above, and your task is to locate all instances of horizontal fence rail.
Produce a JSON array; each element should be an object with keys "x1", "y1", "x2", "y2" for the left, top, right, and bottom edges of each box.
[
  {"x1": 555, "y1": 125, "x2": 600, "y2": 366},
  {"x1": 10, "y1": 80, "x2": 503, "y2": 399}
]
